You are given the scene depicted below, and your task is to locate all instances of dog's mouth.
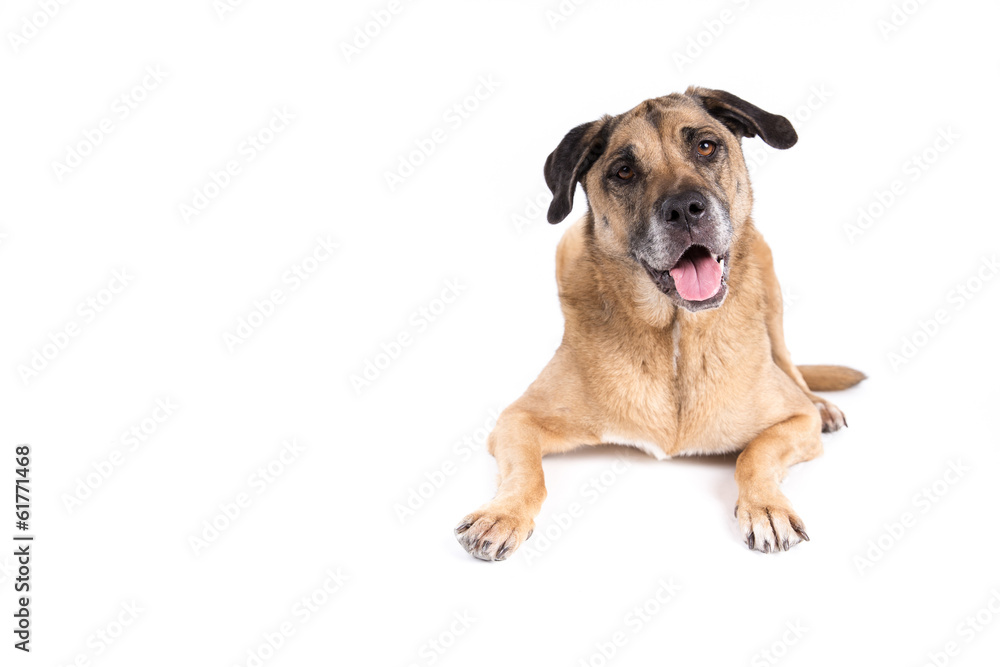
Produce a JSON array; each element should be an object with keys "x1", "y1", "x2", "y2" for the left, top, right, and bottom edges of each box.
[{"x1": 640, "y1": 245, "x2": 730, "y2": 311}]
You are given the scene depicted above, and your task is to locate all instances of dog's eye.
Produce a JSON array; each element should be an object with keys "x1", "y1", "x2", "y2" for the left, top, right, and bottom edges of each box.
[
  {"x1": 697, "y1": 140, "x2": 717, "y2": 157},
  {"x1": 616, "y1": 165, "x2": 635, "y2": 180}
]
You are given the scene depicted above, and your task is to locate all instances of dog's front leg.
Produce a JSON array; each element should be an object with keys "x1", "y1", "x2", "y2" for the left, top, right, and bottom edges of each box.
[
  {"x1": 734, "y1": 410, "x2": 823, "y2": 553},
  {"x1": 455, "y1": 408, "x2": 576, "y2": 561}
]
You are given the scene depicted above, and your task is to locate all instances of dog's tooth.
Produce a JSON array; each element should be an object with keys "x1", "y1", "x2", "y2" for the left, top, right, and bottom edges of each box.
[{"x1": 719, "y1": 258, "x2": 725, "y2": 272}]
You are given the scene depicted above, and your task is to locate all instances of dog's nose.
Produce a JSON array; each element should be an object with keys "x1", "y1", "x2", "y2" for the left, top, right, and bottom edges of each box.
[{"x1": 660, "y1": 191, "x2": 708, "y2": 228}]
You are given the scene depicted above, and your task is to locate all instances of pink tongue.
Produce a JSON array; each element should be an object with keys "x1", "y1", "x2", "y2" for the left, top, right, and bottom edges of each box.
[{"x1": 669, "y1": 253, "x2": 722, "y2": 302}]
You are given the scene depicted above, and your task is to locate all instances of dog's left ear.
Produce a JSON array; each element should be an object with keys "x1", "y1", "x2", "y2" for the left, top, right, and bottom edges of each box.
[
  {"x1": 686, "y1": 87, "x2": 797, "y2": 149},
  {"x1": 544, "y1": 117, "x2": 610, "y2": 224}
]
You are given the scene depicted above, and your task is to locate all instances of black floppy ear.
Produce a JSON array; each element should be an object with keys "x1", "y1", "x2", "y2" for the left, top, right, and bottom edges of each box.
[
  {"x1": 686, "y1": 87, "x2": 797, "y2": 149},
  {"x1": 543, "y1": 117, "x2": 610, "y2": 224}
]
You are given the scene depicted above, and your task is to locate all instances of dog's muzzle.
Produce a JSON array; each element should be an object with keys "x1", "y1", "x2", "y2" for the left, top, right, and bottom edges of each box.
[{"x1": 636, "y1": 190, "x2": 733, "y2": 311}]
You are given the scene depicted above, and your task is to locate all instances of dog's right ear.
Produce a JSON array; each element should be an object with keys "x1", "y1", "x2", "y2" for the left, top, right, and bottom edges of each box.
[{"x1": 543, "y1": 117, "x2": 609, "y2": 224}]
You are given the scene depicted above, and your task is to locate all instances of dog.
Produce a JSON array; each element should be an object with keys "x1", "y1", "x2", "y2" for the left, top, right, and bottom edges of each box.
[{"x1": 455, "y1": 87, "x2": 864, "y2": 560}]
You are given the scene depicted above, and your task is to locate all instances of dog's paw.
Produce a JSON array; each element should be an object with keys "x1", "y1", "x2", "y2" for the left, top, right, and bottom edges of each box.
[
  {"x1": 813, "y1": 398, "x2": 846, "y2": 433},
  {"x1": 454, "y1": 504, "x2": 534, "y2": 562},
  {"x1": 735, "y1": 493, "x2": 809, "y2": 553}
]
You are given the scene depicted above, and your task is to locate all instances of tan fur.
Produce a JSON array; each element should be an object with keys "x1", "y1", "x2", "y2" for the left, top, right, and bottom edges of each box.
[
  {"x1": 455, "y1": 91, "x2": 864, "y2": 560},
  {"x1": 798, "y1": 365, "x2": 867, "y2": 392}
]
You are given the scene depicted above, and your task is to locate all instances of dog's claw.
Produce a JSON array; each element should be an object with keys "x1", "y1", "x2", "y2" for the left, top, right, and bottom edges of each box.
[
  {"x1": 789, "y1": 517, "x2": 810, "y2": 541},
  {"x1": 747, "y1": 532, "x2": 755, "y2": 550}
]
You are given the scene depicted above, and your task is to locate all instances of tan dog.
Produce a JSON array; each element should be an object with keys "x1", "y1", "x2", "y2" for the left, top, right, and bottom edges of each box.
[{"x1": 456, "y1": 87, "x2": 864, "y2": 560}]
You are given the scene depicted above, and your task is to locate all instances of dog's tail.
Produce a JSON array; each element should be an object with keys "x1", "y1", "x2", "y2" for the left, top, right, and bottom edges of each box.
[{"x1": 798, "y1": 365, "x2": 866, "y2": 392}]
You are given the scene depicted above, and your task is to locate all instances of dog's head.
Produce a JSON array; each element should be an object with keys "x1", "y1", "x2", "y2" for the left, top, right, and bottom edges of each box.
[{"x1": 544, "y1": 87, "x2": 796, "y2": 313}]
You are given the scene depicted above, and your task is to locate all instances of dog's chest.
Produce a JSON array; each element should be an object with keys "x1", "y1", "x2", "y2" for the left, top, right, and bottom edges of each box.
[{"x1": 595, "y1": 315, "x2": 768, "y2": 454}]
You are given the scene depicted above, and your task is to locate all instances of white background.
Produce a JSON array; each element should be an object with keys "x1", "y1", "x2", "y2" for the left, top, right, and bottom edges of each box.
[{"x1": 2, "y1": 0, "x2": 999, "y2": 665}]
